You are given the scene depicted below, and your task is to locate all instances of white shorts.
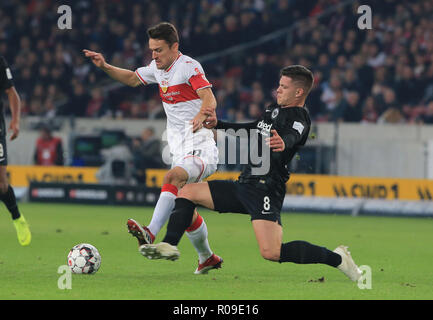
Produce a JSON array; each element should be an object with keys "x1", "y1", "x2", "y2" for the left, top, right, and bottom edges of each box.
[{"x1": 172, "y1": 145, "x2": 218, "y2": 184}]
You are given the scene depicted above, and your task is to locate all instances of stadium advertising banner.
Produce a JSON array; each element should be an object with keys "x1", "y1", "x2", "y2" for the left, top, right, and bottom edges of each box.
[
  {"x1": 7, "y1": 165, "x2": 99, "y2": 187},
  {"x1": 146, "y1": 169, "x2": 433, "y2": 201},
  {"x1": 285, "y1": 174, "x2": 433, "y2": 201},
  {"x1": 29, "y1": 182, "x2": 161, "y2": 206},
  {"x1": 14, "y1": 167, "x2": 433, "y2": 201}
]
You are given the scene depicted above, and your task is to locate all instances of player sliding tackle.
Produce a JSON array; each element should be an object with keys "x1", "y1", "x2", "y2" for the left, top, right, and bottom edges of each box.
[
  {"x1": 84, "y1": 22, "x2": 222, "y2": 274},
  {"x1": 140, "y1": 65, "x2": 363, "y2": 282}
]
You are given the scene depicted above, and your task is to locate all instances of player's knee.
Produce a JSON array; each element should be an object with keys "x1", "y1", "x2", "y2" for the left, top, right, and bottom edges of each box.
[
  {"x1": 163, "y1": 170, "x2": 186, "y2": 188},
  {"x1": 259, "y1": 247, "x2": 280, "y2": 262}
]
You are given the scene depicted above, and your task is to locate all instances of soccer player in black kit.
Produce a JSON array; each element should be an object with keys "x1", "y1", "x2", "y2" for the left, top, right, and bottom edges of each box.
[
  {"x1": 141, "y1": 65, "x2": 362, "y2": 281},
  {"x1": 0, "y1": 55, "x2": 31, "y2": 246}
]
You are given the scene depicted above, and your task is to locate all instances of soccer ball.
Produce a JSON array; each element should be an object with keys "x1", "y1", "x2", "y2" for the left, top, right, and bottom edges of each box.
[{"x1": 67, "y1": 243, "x2": 101, "y2": 274}]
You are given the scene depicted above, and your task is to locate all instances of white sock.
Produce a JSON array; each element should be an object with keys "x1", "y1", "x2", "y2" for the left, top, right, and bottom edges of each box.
[
  {"x1": 148, "y1": 184, "x2": 178, "y2": 236},
  {"x1": 186, "y1": 214, "x2": 213, "y2": 264}
]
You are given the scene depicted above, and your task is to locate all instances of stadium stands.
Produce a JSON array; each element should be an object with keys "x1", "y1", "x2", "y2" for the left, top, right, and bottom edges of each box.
[{"x1": 0, "y1": 0, "x2": 432, "y2": 124}]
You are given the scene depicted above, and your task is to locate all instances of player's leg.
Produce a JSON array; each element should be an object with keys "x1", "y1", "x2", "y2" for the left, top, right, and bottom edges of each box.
[
  {"x1": 140, "y1": 179, "x2": 247, "y2": 264},
  {"x1": 176, "y1": 182, "x2": 222, "y2": 274},
  {"x1": 167, "y1": 155, "x2": 220, "y2": 270},
  {"x1": 147, "y1": 166, "x2": 188, "y2": 236},
  {"x1": 127, "y1": 166, "x2": 188, "y2": 245},
  {"x1": 139, "y1": 182, "x2": 215, "y2": 260},
  {"x1": 134, "y1": 153, "x2": 222, "y2": 272},
  {"x1": 163, "y1": 181, "x2": 215, "y2": 245},
  {"x1": 0, "y1": 165, "x2": 31, "y2": 246},
  {"x1": 251, "y1": 218, "x2": 340, "y2": 265},
  {"x1": 251, "y1": 219, "x2": 283, "y2": 261},
  {"x1": 252, "y1": 219, "x2": 361, "y2": 281}
]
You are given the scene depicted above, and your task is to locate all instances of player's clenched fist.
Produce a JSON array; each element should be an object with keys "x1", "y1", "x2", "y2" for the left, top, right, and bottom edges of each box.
[{"x1": 83, "y1": 49, "x2": 106, "y2": 69}]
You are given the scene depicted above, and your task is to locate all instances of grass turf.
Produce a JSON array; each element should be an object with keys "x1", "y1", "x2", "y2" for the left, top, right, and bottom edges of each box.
[{"x1": 0, "y1": 202, "x2": 432, "y2": 300}]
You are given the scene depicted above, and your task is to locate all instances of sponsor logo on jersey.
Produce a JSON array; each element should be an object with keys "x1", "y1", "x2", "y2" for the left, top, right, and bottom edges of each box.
[
  {"x1": 257, "y1": 120, "x2": 273, "y2": 137},
  {"x1": 161, "y1": 80, "x2": 169, "y2": 93},
  {"x1": 292, "y1": 121, "x2": 304, "y2": 135}
]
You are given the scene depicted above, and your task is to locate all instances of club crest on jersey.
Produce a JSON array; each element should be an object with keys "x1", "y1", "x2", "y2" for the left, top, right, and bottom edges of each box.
[
  {"x1": 271, "y1": 108, "x2": 279, "y2": 119},
  {"x1": 161, "y1": 80, "x2": 169, "y2": 93},
  {"x1": 257, "y1": 120, "x2": 272, "y2": 137}
]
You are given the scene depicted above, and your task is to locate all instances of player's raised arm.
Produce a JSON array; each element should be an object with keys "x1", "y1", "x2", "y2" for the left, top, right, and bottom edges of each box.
[{"x1": 83, "y1": 49, "x2": 141, "y2": 87}]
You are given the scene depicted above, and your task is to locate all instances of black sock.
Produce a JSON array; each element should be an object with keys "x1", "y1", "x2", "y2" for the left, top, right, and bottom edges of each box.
[
  {"x1": 0, "y1": 185, "x2": 21, "y2": 220},
  {"x1": 162, "y1": 198, "x2": 196, "y2": 246},
  {"x1": 279, "y1": 240, "x2": 342, "y2": 267}
]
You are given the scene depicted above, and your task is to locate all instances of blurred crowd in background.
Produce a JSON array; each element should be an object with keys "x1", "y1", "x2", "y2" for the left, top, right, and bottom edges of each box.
[{"x1": 0, "y1": 0, "x2": 433, "y2": 124}]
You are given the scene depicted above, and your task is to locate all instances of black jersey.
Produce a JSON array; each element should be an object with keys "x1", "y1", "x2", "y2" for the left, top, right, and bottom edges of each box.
[
  {"x1": 215, "y1": 103, "x2": 311, "y2": 195},
  {"x1": 0, "y1": 56, "x2": 14, "y2": 114}
]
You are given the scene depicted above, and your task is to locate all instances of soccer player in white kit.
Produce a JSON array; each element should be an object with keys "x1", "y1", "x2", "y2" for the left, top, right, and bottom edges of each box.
[{"x1": 83, "y1": 22, "x2": 222, "y2": 274}]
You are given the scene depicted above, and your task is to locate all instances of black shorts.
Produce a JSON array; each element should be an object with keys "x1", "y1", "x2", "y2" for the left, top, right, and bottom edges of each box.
[{"x1": 208, "y1": 180, "x2": 284, "y2": 225}]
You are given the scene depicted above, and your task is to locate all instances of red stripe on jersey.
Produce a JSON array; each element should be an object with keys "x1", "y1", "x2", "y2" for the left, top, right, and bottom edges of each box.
[
  {"x1": 159, "y1": 83, "x2": 201, "y2": 104},
  {"x1": 189, "y1": 73, "x2": 212, "y2": 91},
  {"x1": 135, "y1": 70, "x2": 148, "y2": 85}
]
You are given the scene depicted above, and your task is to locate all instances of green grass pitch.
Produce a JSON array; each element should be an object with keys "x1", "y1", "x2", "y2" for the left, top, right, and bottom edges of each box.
[{"x1": 0, "y1": 202, "x2": 432, "y2": 300}]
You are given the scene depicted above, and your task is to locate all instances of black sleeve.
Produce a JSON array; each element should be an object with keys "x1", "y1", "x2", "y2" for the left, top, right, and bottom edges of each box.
[
  {"x1": 0, "y1": 56, "x2": 14, "y2": 91},
  {"x1": 214, "y1": 120, "x2": 259, "y2": 131},
  {"x1": 279, "y1": 119, "x2": 308, "y2": 150},
  {"x1": 280, "y1": 132, "x2": 299, "y2": 150}
]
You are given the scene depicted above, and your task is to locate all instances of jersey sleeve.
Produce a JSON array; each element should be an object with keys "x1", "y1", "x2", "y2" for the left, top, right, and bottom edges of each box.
[
  {"x1": 135, "y1": 61, "x2": 157, "y2": 85},
  {"x1": 215, "y1": 120, "x2": 259, "y2": 131},
  {"x1": 280, "y1": 118, "x2": 308, "y2": 150},
  {"x1": 184, "y1": 60, "x2": 212, "y2": 91},
  {"x1": 0, "y1": 56, "x2": 14, "y2": 91}
]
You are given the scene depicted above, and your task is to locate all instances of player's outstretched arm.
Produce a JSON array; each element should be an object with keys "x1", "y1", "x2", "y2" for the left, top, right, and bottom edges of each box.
[
  {"x1": 5, "y1": 86, "x2": 20, "y2": 140},
  {"x1": 202, "y1": 106, "x2": 258, "y2": 131},
  {"x1": 83, "y1": 49, "x2": 141, "y2": 87}
]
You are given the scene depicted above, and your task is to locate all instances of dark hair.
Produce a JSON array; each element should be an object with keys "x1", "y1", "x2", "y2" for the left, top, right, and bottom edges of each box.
[
  {"x1": 280, "y1": 65, "x2": 314, "y2": 95},
  {"x1": 147, "y1": 22, "x2": 179, "y2": 47}
]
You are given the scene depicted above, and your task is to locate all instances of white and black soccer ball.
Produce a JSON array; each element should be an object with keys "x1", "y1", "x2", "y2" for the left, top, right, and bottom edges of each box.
[{"x1": 67, "y1": 243, "x2": 101, "y2": 274}]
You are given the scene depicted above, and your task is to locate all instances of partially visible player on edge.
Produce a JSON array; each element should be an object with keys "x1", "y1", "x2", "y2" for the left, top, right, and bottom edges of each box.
[
  {"x1": 140, "y1": 65, "x2": 362, "y2": 282},
  {"x1": 83, "y1": 22, "x2": 222, "y2": 274},
  {"x1": 0, "y1": 55, "x2": 31, "y2": 246}
]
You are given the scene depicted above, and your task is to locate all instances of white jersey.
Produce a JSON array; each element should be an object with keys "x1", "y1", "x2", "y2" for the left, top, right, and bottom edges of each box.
[{"x1": 135, "y1": 53, "x2": 216, "y2": 160}]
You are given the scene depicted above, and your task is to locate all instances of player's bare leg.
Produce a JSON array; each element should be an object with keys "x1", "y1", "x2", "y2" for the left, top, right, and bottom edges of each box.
[
  {"x1": 252, "y1": 220, "x2": 283, "y2": 262},
  {"x1": 252, "y1": 217, "x2": 361, "y2": 281}
]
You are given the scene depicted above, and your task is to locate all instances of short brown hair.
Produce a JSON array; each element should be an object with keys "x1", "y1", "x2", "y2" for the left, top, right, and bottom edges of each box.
[
  {"x1": 280, "y1": 65, "x2": 314, "y2": 95},
  {"x1": 147, "y1": 22, "x2": 179, "y2": 47}
]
